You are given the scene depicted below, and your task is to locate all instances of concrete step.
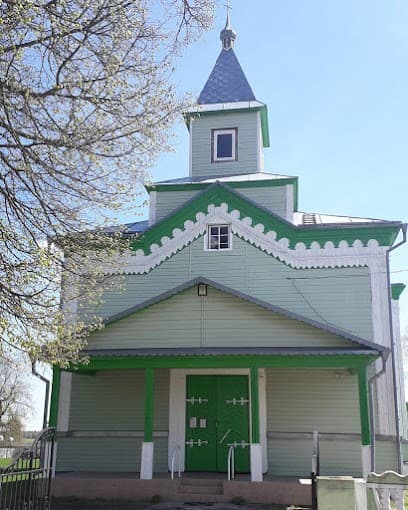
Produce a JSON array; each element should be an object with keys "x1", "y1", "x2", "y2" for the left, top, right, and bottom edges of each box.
[
  {"x1": 175, "y1": 493, "x2": 228, "y2": 503},
  {"x1": 179, "y1": 478, "x2": 224, "y2": 488},
  {"x1": 178, "y1": 485, "x2": 223, "y2": 495},
  {"x1": 178, "y1": 477, "x2": 224, "y2": 497}
]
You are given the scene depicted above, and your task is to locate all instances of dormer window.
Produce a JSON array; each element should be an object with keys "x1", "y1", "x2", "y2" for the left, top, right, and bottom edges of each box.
[{"x1": 212, "y1": 128, "x2": 237, "y2": 162}]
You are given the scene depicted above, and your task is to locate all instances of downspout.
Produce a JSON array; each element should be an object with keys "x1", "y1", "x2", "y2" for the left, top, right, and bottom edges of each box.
[
  {"x1": 368, "y1": 352, "x2": 388, "y2": 472},
  {"x1": 32, "y1": 362, "x2": 51, "y2": 430},
  {"x1": 386, "y1": 223, "x2": 407, "y2": 473}
]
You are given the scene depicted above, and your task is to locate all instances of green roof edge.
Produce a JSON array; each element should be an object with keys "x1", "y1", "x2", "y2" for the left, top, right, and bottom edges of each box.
[
  {"x1": 131, "y1": 182, "x2": 400, "y2": 253},
  {"x1": 391, "y1": 283, "x2": 406, "y2": 301}
]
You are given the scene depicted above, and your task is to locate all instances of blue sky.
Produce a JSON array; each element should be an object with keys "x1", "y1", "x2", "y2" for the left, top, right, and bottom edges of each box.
[{"x1": 27, "y1": 1, "x2": 408, "y2": 429}]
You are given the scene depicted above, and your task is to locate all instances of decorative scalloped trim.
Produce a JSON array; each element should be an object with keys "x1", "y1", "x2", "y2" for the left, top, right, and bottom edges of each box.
[{"x1": 109, "y1": 204, "x2": 387, "y2": 275}]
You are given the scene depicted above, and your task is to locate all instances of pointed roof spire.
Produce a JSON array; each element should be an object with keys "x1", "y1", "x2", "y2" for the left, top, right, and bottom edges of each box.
[
  {"x1": 197, "y1": 8, "x2": 256, "y2": 105},
  {"x1": 220, "y1": 1, "x2": 236, "y2": 50}
]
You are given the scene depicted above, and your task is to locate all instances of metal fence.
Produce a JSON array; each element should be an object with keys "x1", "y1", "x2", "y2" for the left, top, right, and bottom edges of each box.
[{"x1": 0, "y1": 428, "x2": 55, "y2": 510}]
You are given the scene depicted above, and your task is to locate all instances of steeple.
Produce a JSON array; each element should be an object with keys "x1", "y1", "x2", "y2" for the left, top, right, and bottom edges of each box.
[{"x1": 197, "y1": 14, "x2": 256, "y2": 105}]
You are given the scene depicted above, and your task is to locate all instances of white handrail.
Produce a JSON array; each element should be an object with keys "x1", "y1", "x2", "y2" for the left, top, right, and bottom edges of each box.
[
  {"x1": 170, "y1": 444, "x2": 181, "y2": 480},
  {"x1": 227, "y1": 445, "x2": 235, "y2": 481}
]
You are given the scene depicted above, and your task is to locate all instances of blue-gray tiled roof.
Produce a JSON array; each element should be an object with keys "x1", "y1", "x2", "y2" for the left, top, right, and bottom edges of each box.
[{"x1": 198, "y1": 49, "x2": 256, "y2": 104}]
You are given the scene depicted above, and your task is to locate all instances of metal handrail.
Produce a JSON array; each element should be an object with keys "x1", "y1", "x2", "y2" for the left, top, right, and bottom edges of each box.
[
  {"x1": 170, "y1": 444, "x2": 181, "y2": 480},
  {"x1": 227, "y1": 445, "x2": 235, "y2": 481},
  {"x1": 311, "y1": 430, "x2": 320, "y2": 510}
]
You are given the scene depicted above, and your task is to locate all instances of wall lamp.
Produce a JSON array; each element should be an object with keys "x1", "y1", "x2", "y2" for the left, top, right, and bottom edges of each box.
[{"x1": 197, "y1": 283, "x2": 207, "y2": 296}]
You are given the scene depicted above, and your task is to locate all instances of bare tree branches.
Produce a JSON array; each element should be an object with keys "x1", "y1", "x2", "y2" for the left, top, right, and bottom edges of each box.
[{"x1": 0, "y1": 0, "x2": 215, "y2": 364}]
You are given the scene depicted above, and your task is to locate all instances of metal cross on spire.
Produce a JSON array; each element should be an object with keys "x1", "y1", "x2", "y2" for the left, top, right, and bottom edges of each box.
[
  {"x1": 220, "y1": 0, "x2": 236, "y2": 50},
  {"x1": 224, "y1": 0, "x2": 232, "y2": 27}
]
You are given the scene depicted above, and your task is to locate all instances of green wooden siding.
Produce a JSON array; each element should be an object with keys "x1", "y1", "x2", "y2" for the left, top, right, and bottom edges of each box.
[
  {"x1": 81, "y1": 237, "x2": 372, "y2": 340},
  {"x1": 56, "y1": 436, "x2": 168, "y2": 472},
  {"x1": 266, "y1": 368, "x2": 360, "y2": 433},
  {"x1": 239, "y1": 186, "x2": 289, "y2": 219},
  {"x1": 69, "y1": 369, "x2": 169, "y2": 431},
  {"x1": 266, "y1": 368, "x2": 360, "y2": 476},
  {"x1": 153, "y1": 184, "x2": 290, "y2": 224},
  {"x1": 85, "y1": 286, "x2": 356, "y2": 350},
  {"x1": 57, "y1": 369, "x2": 170, "y2": 472},
  {"x1": 155, "y1": 190, "x2": 200, "y2": 223},
  {"x1": 267, "y1": 436, "x2": 362, "y2": 477},
  {"x1": 190, "y1": 111, "x2": 260, "y2": 177}
]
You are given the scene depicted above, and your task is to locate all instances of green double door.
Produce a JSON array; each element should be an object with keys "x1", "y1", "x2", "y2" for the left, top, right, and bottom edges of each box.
[{"x1": 185, "y1": 375, "x2": 250, "y2": 472}]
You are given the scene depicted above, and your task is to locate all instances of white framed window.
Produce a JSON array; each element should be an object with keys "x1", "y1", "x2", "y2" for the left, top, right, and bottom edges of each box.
[
  {"x1": 205, "y1": 224, "x2": 232, "y2": 251},
  {"x1": 212, "y1": 128, "x2": 237, "y2": 162}
]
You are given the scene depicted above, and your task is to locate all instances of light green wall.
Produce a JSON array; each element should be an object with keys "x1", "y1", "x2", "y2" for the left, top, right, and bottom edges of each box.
[
  {"x1": 266, "y1": 369, "x2": 360, "y2": 433},
  {"x1": 69, "y1": 369, "x2": 169, "y2": 431},
  {"x1": 190, "y1": 111, "x2": 260, "y2": 177},
  {"x1": 238, "y1": 186, "x2": 288, "y2": 219},
  {"x1": 57, "y1": 369, "x2": 170, "y2": 472},
  {"x1": 81, "y1": 236, "x2": 372, "y2": 340},
  {"x1": 85, "y1": 286, "x2": 356, "y2": 350},
  {"x1": 56, "y1": 436, "x2": 168, "y2": 472},
  {"x1": 155, "y1": 190, "x2": 200, "y2": 223},
  {"x1": 266, "y1": 368, "x2": 361, "y2": 476},
  {"x1": 153, "y1": 184, "x2": 290, "y2": 224}
]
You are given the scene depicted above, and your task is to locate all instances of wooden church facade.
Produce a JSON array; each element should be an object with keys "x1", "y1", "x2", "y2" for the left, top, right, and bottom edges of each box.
[{"x1": 50, "y1": 17, "x2": 407, "y2": 482}]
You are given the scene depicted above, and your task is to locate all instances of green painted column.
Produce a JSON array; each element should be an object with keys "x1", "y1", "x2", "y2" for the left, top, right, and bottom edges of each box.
[
  {"x1": 250, "y1": 367, "x2": 260, "y2": 443},
  {"x1": 49, "y1": 366, "x2": 61, "y2": 428},
  {"x1": 144, "y1": 368, "x2": 154, "y2": 442},
  {"x1": 357, "y1": 367, "x2": 371, "y2": 445}
]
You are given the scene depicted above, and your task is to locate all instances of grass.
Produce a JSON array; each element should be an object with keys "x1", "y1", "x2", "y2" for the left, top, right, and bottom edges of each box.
[{"x1": 0, "y1": 458, "x2": 11, "y2": 468}]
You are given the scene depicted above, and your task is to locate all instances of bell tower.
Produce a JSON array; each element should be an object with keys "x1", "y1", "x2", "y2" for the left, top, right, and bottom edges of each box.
[{"x1": 185, "y1": 14, "x2": 270, "y2": 178}]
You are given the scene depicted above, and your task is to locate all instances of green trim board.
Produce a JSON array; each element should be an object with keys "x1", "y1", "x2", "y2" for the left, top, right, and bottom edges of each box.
[
  {"x1": 250, "y1": 367, "x2": 260, "y2": 444},
  {"x1": 99, "y1": 276, "x2": 386, "y2": 355},
  {"x1": 70, "y1": 354, "x2": 378, "y2": 372},
  {"x1": 357, "y1": 367, "x2": 371, "y2": 445},
  {"x1": 144, "y1": 368, "x2": 154, "y2": 442},
  {"x1": 131, "y1": 182, "x2": 401, "y2": 253},
  {"x1": 184, "y1": 105, "x2": 270, "y2": 148},
  {"x1": 391, "y1": 283, "x2": 406, "y2": 301},
  {"x1": 49, "y1": 367, "x2": 61, "y2": 428}
]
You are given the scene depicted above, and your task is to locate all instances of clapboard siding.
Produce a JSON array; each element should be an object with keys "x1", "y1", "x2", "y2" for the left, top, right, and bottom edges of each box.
[
  {"x1": 266, "y1": 369, "x2": 360, "y2": 433},
  {"x1": 155, "y1": 190, "x2": 200, "y2": 223},
  {"x1": 57, "y1": 436, "x2": 168, "y2": 472},
  {"x1": 85, "y1": 286, "x2": 356, "y2": 350},
  {"x1": 267, "y1": 436, "x2": 362, "y2": 476},
  {"x1": 191, "y1": 111, "x2": 260, "y2": 177},
  {"x1": 69, "y1": 369, "x2": 169, "y2": 431},
  {"x1": 81, "y1": 237, "x2": 372, "y2": 340},
  {"x1": 238, "y1": 186, "x2": 288, "y2": 219}
]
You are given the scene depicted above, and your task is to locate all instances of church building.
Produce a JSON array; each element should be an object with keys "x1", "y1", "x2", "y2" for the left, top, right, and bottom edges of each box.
[{"x1": 50, "y1": 15, "x2": 407, "y2": 488}]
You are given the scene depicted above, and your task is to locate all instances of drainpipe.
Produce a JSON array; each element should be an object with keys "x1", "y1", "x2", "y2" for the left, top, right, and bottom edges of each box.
[
  {"x1": 368, "y1": 352, "x2": 388, "y2": 472},
  {"x1": 32, "y1": 362, "x2": 51, "y2": 430},
  {"x1": 386, "y1": 223, "x2": 407, "y2": 473}
]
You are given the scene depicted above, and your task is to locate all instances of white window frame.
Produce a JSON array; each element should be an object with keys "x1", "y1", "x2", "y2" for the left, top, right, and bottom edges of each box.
[
  {"x1": 204, "y1": 224, "x2": 232, "y2": 251},
  {"x1": 212, "y1": 128, "x2": 237, "y2": 162}
]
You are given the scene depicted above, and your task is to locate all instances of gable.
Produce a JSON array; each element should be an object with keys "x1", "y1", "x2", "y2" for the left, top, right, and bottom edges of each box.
[
  {"x1": 84, "y1": 284, "x2": 367, "y2": 352},
  {"x1": 132, "y1": 183, "x2": 399, "y2": 260},
  {"x1": 81, "y1": 235, "x2": 374, "y2": 339}
]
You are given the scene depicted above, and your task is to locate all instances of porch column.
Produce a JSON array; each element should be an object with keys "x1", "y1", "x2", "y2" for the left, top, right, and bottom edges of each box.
[
  {"x1": 140, "y1": 368, "x2": 154, "y2": 479},
  {"x1": 358, "y1": 366, "x2": 371, "y2": 477},
  {"x1": 250, "y1": 367, "x2": 263, "y2": 481}
]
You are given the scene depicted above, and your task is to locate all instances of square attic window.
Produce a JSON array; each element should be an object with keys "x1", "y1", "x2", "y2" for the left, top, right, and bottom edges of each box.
[
  {"x1": 212, "y1": 128, "x2": 237, "y2": 162},
  {"x1": 206, "y1": 224, "x2": 231, "y2": 251}
]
